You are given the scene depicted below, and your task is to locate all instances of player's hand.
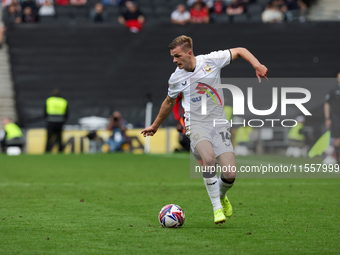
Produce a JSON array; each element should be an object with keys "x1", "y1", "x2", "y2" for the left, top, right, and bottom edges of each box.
[
  {"x1": 255, "y1": 64, "x2": 268, "y2": 83},
  {"x1": 325, "y1": 119, "x2": 332, "y2": 130},
  {"x1": 141, "y1": 125, "x2": 158, "y2": 137}
]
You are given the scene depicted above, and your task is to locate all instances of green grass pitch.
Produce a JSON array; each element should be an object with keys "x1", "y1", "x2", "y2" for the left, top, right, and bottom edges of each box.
[{"x1": 0, "y1": 153, "x2": 339, "y2": 254}]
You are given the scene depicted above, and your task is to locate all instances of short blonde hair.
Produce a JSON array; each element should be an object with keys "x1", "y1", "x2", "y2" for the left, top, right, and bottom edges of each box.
[{"x1": 168, "y1": 35, "x2": 193, "y2": 51}]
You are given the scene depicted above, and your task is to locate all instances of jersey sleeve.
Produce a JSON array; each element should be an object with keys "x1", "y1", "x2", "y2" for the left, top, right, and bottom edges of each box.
[
  {"x1": 168, "y1": 74, "x2": 185, "y2": 99},
  {"x1": 204, "y1": 50, "x2": 232, "y2": 69},
  {"x1": 168, "y1": 82, "x2": 180, "y2": 99}
]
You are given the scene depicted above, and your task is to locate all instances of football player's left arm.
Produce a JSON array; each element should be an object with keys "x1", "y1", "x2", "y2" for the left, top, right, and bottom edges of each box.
[{"x1": 230, "y1": 47, "x2": 268, "y2": 83}]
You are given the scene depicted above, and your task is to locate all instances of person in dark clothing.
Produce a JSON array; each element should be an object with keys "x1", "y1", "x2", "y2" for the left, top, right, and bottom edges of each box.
[
  {"x1": 0, "y1": 3, "x2": 22, "y2": 48},
  {"x1": 324, "y1": 71, "x2": 340, "y2": 165},
  {"x1": 118, "y1": 1, "x2": 144, "y2": 33},
  {"x1": 22, "y1": 6, "x2": 39, "y2": 23},
  {"x1": 21, "y1": 0, "x2": 39, "y2": 22},
  {"x1": 44, "y1": 89, "x2": 69, "y2": 153},
  {"x1": 89, "y1": 3, "x2": 109, "y2": 22}
]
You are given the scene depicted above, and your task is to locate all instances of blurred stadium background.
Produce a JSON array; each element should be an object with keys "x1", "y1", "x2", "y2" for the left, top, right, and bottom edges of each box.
[{"x1": 0, "y1": 0, "x2": 340, "y2": 155}]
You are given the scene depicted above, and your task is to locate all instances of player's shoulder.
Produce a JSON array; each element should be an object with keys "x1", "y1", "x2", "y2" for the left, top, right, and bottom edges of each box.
[
  {"x1": 169, "y1": 68, "x2": 186, "y2": 85},
  {"x1": 199, "y1": 49, "x2": 231, "y2": 60}
]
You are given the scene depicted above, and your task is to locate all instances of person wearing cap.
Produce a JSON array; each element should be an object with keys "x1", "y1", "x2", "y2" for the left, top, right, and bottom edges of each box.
[
  {"x1": 44, "y1": 89, "x2": 69, "y2": 153},
  {"x1": 1, "y1": 118, "x2": 24, "y2": 153}
]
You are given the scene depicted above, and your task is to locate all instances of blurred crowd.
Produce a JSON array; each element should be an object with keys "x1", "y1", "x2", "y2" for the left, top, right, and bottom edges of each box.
[
  {"x1": 0, "y1": 0, "x2": 316, "y2": 39},
  {"x1": 261, "y1": 0, "x2": 309, "y2": 23}
]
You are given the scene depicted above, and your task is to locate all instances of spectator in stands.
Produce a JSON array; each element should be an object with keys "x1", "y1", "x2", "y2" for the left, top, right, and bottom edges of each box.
[
  {"x1": 190, "y1": 1, "x2": 209, "y2": 24},
  {"x1": 70, "y1": 0, "x2": 87, "y2": 6},
  {"x1": 106, "y1": 111, "x2": 130, "y2": 152},
  {"x1": 21, "y1": 0, "x2": 38, "y2": 20},
  {"x1": 21, "y1": 0, "x2": 38, "y2": 13},
  {"x1": 284, "y1": 0, "x2": 307, "y2": 22},
  {"x1": 262, "y1": 3, "x2": 284, "y2": 23},
  {"x1": 213, "y1": 0, "x2": 226, "y2": 15},
  {"x1": 1, "y1": 118, "x2": 24, "y2": 153},
  {"x1": 0, "y1": 3, "x2": 22, "y2": 48},
  {"x1": 118, "y1": 1, "x2": 145, "y2": 33},
  {"x1": 22, "y1": 6, "x2": 39, "y2": 23},
  {"x1": 209, "y1": 0, "x2": 227, "y2": 22},
  {"x1": 171, "y1": 4, "x2": 190, "y2": 25},
  {"x1": 45, "y1": 89, "x2": 69, "y2": 153},
  {"x1": 56, "y1": 0, "x2": 69, "y2": 6},
  {"x1": 187, "y1": 0, "x2": 213, "y2": 9},
  {"x1": 226, "y1": 0, "x2": 246, "y2": 22},
  {"x1": 101, "y1": 0, "x2": 115, "y2": 6},
  {"x1": 90, "y1": 3, "x2": 108, "y2": 22},
  {"x1": 37, "y1": 0, "x2": 56, "y2": 16}
]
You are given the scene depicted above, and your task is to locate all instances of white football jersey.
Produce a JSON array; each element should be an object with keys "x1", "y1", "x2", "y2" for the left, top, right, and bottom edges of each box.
[{"x1": 168, "y1": 49, "x2": 232, "y2": 127}]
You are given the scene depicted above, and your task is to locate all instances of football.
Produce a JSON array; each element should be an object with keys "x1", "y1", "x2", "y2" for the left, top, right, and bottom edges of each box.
[{"x1": 158, "y1": 204, "x2": 185, "y2": 228}]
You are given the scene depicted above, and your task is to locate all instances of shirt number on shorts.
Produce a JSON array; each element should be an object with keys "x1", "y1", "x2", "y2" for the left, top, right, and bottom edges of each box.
[{"x1": 219, "y1": 132, "x2": 231, "y2": 145}]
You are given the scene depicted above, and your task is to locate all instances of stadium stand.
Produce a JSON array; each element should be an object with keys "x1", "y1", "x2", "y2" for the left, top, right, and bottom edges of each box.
[
  {"x1": 0, "y1": 43, "x2": 17, "y2": 125},
  {"x1": 308, "y1": 0, "x2": 340, "y2": 20},
  {"x1": 0, "y1": 10, "x2": 17, "y2": 125}
]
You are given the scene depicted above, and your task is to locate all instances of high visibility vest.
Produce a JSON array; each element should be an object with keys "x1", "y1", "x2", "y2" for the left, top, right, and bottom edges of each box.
[
  {"x1": 4, "y1": 123, "x2": 23, "y2": 140},
  {"x1": 46, "y1": 97, "x2": 68, "y2": 115},
  {"x1": 288, "y1": 123, "x2": 305, "y2": 141},
  {"x1": 235, "y1": 126, "x2": 253, "y2": 143},
  {"x1": 224, "y1": 105, "x2": 233, "y2": 122}
]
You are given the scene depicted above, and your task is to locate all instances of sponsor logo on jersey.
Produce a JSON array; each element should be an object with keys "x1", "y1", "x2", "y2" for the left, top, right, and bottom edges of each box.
[
  {"x1": 195, "y1": 83, "x2": 223, "y2": 106},
  {"x1": 203, "y1": 64, "x2": 212, "y2": 73}
]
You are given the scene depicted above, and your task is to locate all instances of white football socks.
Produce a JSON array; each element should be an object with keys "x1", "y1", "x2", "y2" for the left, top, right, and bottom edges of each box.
[
  {"x1": 218, "y1": 174, "x2": 234, "y2": 199},
  {"x1": 203, "y1": 176, "x2": 223, "y2": 212}
]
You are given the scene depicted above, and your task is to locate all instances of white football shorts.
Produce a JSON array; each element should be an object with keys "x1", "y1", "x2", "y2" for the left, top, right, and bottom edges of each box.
[{"x1": 189, "y1": 123, "x2": 234, "y2": 158}]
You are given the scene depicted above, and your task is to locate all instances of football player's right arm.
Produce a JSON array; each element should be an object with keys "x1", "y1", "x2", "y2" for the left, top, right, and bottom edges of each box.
[
  {"x1": 230, "y1": 47, "x2": 268, "y2": 83},
  {"x1": 141, "y1": 96, "x2": 176, "y2": 137}
]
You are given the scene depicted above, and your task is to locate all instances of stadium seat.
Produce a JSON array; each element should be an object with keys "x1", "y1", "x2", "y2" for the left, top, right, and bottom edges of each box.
[
  {"x1": 39, "y1": 15, "x2": 58, "y2": 24},
  {"x1": 55, "y1": 6, "x2": 72, "y2": 20},
  {"x1": 107, "y1": 6, "x2": 119, "y2": 21},
  {"x1": 215, "y1": 14, "x2": 230, "y2": 24}
]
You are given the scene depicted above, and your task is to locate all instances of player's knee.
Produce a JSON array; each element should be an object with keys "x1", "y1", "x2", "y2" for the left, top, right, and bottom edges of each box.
[
  {"x1": 222, "y1": 170, "x2": 236, "y2": 180},
  {"x1": 203, "y1": 155, "x2": 215, "y2": 167}
]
